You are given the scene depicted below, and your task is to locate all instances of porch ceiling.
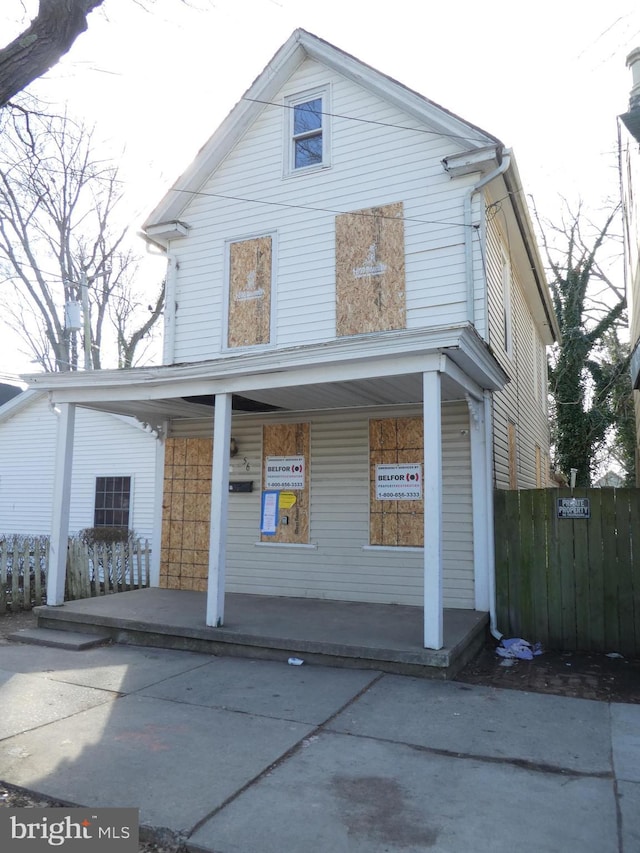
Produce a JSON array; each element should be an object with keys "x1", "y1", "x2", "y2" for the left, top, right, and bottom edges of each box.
[{"x1": 81, "y1": 372, "x2": 466, "y2": 422}]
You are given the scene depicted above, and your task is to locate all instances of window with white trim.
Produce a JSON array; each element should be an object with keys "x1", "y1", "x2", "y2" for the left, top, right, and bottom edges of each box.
[
  {"x1": 285, "y1": 89, "x2": 329, "y2": 173},
  {"x1": 94, "y1": 476, "x2": 131, "y2": 528},
  {"x1": 501, "y1": 250, "x2": 513, "y2": 358}
]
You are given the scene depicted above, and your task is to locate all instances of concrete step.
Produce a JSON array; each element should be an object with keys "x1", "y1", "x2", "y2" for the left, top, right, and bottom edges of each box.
[{"x1": 7, "y1": 627, "x2": 112, "y2": 650}]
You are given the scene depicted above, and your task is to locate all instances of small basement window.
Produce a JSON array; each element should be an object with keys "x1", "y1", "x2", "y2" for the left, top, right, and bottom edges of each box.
[
  {"x1": 94, "y1": 476, "x2": 131, "y2": 528},
  {"x1": 285, "y1": 89, "x2": 330, "y2": 173}
]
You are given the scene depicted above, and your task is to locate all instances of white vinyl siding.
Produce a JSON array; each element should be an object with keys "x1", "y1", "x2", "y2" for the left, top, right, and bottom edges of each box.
[
  {"x1": 168, "y1": 58, "x2": 474, "y2": 364},
  {"x1": 0, "y1": 395, "x2": 157, "y2": 538},
  {"x1": 170, "y1": 400, "x2": 474, "y2": 609},
  {"x1": 486, "y1": 216, "x2": 551, "y2": 489}
]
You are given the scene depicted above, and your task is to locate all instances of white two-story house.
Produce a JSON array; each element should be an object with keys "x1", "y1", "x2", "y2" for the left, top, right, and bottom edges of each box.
[{"x1": 27, "y1": 30, "x2": 558, "y2": 650}]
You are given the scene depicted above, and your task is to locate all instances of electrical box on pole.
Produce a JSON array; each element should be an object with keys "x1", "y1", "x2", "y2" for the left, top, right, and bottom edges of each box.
[{"x1": 64, "y1": 301, "x2": 82, "y2": 331}]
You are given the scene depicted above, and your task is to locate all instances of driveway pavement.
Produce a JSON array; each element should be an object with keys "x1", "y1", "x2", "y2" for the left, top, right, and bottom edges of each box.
[{"x1": 0, "y1": 641, "x2": 638, "y2": 852}]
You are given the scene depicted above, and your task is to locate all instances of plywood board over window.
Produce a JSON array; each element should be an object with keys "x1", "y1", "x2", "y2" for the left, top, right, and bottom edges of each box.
[
  {"x1": 261, "y1": 423, "x2": 310, "y2": 544},
  {"x1": 160, "y1": 437, "x2": 212, "y2": 591},
  {"x1": 227, "y1": 236, "x2": 272, "y2": 348},
  {"x1": 336, "y1": 201, "x2": 406, "y2": 336},
  {"x1": 369, "y1": 417, "x2": 423, "y2": 547}
]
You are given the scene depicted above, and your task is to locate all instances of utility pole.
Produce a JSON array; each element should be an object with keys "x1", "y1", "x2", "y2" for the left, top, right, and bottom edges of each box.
[{"x1": 80, "y1": 271, "x2": 91, "y2": 370}]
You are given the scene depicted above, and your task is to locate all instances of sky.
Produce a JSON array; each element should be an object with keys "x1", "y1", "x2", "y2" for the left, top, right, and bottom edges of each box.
[{"x1": 1, "y1": 0, "x2": 640, "y2": 378}]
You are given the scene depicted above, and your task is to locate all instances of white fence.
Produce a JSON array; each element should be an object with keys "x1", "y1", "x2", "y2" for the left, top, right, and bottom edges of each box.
[{"x1": 0, "y1": 535, "x2": 151, "y2": 612}]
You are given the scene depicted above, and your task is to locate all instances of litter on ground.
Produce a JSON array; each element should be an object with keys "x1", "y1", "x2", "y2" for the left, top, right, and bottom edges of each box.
[{"x1": 495, "y1": 638, "x2": 544, "y2": 661}]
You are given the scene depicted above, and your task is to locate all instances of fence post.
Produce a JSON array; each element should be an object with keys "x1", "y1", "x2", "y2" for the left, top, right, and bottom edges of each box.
[
  {"x1": 23, "y1": 539, "x2": 32, "y2": 611},
  {"x1": 0, "y1": 540, "x2": 8, "y2": 614},
  {"x1": 12, "y1": 539, "x2": 21, "y2": 611}
]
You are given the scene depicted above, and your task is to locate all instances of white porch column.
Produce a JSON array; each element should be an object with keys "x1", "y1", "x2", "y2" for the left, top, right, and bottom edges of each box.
[
  {"x1": 423, "y1": 369, "x2": 443, "y2": 649},
  {"x1": 469, "y1": 393, "x2": 491, "y2": 611},
  {"x1": 47, "y1": 402, "x2": 76, "y2": 606},
  {"x1": 483, "y1": 393, "x2": 497, "y2": 627},
  {"x1": 149, "y1": 422, "x2": 168, "y2": 588},
  {"x1": 206, "y1": 392, "x2": 232, "y2": 627}
]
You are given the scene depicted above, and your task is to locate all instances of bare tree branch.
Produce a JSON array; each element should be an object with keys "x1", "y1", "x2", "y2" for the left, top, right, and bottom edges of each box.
[{"x1": 0, "y1": 100, "x2": 163, "y2": 371}]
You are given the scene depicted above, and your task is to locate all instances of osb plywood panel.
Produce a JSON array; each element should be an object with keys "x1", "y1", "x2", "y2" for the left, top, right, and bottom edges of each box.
[
  {"x1": 160, "y1": 437, "x2": 213, "y2": 591},
  {"x1": 369, "y1": 417, "x2": 423, "y2": 547},
  {"x1": 336, "y1": 201, "x2": 405, "y2": 337},
  {"x1": 228, "y1": 236, "x2": 272, "y2": 348},
  {"x1": 261, "y1": 422, "x2": 310, "y2": 544}
]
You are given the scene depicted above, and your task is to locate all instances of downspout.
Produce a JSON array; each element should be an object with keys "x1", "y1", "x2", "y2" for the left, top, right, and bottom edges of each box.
[
  {"x1": 163, "y1": 253, "x2": 177, "y2": 365},
  {"x1": 138, "y1": 231, "x2": 176, "y2": 365},
  {"x1": 484, "y1": 392, "x2": 502, "y2": 640},
  {"x1": 464, "y1": 148, "x2": 512, "y2": 328},
  {"x1": 462, "y1": 150, "x2": 511, "y2": 641}
]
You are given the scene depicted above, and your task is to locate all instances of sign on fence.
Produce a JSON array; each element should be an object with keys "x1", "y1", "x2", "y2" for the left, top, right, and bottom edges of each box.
[
  {"x1": 557, "y1": 497, "x2": 590, "y2": 518},
  {"x1": 494, "y1": 488, "x2": 640, "y2": 657}
]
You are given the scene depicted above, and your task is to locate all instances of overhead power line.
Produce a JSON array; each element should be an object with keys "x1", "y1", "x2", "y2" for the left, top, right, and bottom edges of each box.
[
  {"x1": 168, "y1": 186, "x2": 489, "y2": 229},
  {"x1": 242, "y1": 96, "x2": 497, "y2": 146}
]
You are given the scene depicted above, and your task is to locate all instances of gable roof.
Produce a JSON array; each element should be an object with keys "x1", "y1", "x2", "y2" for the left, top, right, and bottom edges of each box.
[
  {"x1": 0, "y1": 382, "x2": 22, "y2": 407},
  {"x1": 142, "y1": 28, "x2": 501, "y2": 232}
]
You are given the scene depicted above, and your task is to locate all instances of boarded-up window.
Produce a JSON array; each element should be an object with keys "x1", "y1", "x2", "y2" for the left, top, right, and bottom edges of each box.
[
  {"x1": 336, "y1": 201, "x2": 405, "y2": 336},
  {"x1": 227, "y1": 236, "x2": 272, "y2": 348},
  {"x1": 160, "y1": 437, "x2": 212, "y2": 591},
  {"x1": 261, "y1": 423, "x2": 310, "y2": 544},
  {"x1": 369, "y1": 417, "x2": 423, "y2": 547}
]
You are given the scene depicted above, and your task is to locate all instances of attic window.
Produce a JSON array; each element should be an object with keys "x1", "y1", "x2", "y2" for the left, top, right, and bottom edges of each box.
[{"x1": 285, "y1": 88, "x2": 330, "y2": 174}]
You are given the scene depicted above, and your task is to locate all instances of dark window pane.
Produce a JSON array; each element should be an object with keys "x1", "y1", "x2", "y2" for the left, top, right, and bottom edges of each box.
[
  {"x1": 94, "y1": 476, "x2": 131, "y2": 528},
  {"x1": 295, "y1": 134, "x2": 323, "y2": 168},
  {"x1": 293, "y1": 99, "x2": 322, "y2": 134}
]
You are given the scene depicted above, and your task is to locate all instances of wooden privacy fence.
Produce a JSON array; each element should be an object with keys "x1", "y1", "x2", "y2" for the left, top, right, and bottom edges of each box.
[
  {"x1": 0, "y1": 535, "x2": 151, "y2": 612},
  {"x1": 494, "y1": 488, "x2": 640, "y2": 656}
]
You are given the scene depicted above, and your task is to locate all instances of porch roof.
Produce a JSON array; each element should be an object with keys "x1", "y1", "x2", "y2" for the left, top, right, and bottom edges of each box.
[{"x1": 23, "y1": 324, "x2": 508, "y2": 422}]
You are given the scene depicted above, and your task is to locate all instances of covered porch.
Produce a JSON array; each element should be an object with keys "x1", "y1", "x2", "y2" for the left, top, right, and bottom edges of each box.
[
  {"x1": 26, "y1": 324, "x2": 507, "y2": 655},
  {"x1": 33, "y1": 587, "x2": 488, "y2": 678}
]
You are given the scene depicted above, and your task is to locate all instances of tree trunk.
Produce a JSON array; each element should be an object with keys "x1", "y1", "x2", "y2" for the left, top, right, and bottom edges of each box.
[{"x1": 0, "y1": 0, "x2": 104, "y2": 107}]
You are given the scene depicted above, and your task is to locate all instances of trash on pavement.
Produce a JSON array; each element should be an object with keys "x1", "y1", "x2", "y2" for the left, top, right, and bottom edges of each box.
[
  {"x1": 495, "y1": 637, "x2": 544, "y2": 661},
  {"x1": 606, "y1": 652, "x2": 624, "y2": 659},
  {"x1": 287, "y1": 657, "x2": 304, "y2": 665}
]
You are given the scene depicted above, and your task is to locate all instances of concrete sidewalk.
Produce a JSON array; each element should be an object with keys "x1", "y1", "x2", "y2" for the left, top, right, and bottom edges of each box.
[{"x1": 0, "y1": 640, "x2": 638, "y2": 852}]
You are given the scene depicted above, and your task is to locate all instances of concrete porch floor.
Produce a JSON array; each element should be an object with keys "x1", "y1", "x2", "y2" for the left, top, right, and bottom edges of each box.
[{"x1": 33, "y1": 588, "x2": 489, "y2": 678}]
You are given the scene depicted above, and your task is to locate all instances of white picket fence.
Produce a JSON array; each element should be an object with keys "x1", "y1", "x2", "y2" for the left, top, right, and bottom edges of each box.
[{"x1": 0, "y1": 535, "x2": 151, "y2": 612}]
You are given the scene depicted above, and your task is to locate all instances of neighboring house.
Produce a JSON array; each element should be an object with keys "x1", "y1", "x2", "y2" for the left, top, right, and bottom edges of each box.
[
  {"x1": 26, "y1": 30, "x2": 558, "y2": 649},
  {"x1": 593, "y1": 470, "x2": 625, "y2": 488},
  {"x1": 0, "y1": 382, "x2": 22, "y2": 407},
  {"x1": 619, "y1": 47, "x2": 640, "y2": 485},
  {"x1": 0, "y1": 391, "x2": 158, "y2": 539}
]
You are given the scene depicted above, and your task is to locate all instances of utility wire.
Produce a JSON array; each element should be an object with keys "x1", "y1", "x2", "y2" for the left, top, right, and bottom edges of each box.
[
  {"x1": 241, "y1": 97, "x2": 498, "y2": 146},
  {"x1": 168, "y1": 187, "x2": 478, "y2": 229}
]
